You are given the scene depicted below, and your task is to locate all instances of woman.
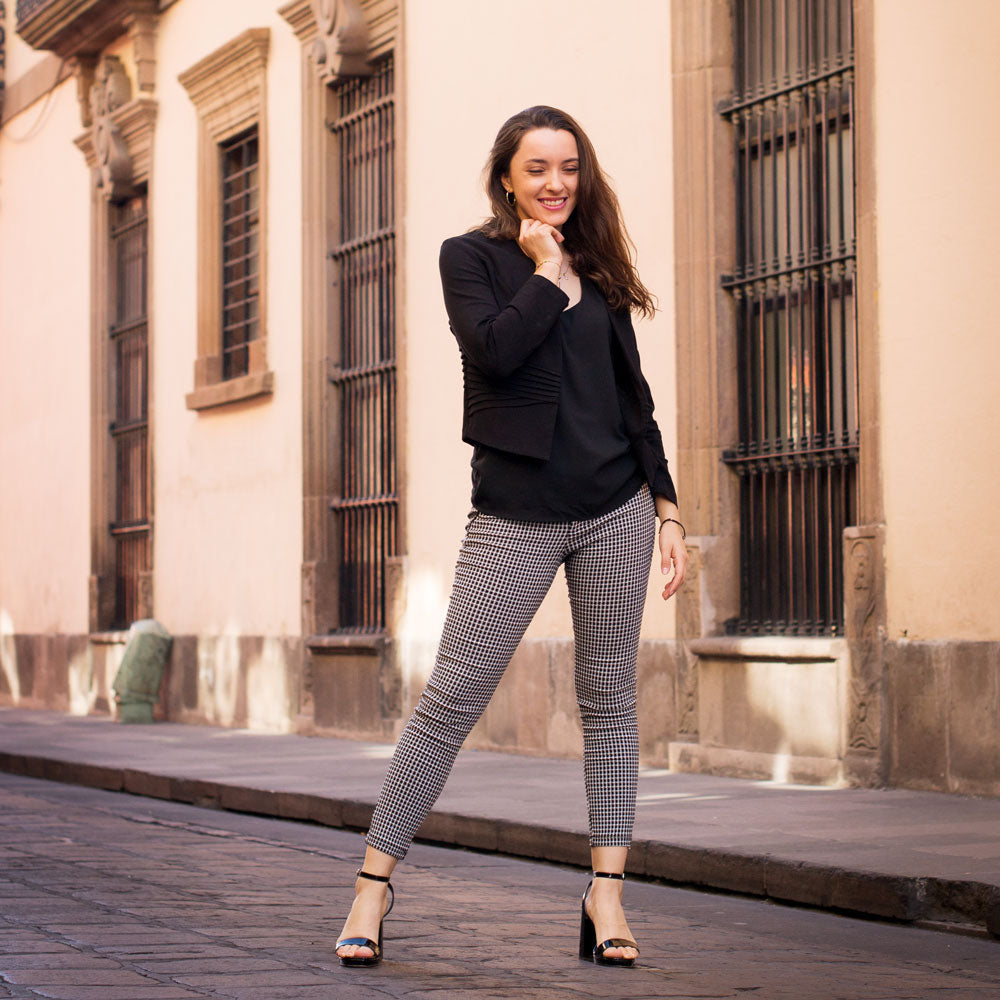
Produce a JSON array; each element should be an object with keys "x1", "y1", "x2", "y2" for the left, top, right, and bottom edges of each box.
[{"x1": 336, "y1": 105, "x2": 687, "y2": 969}]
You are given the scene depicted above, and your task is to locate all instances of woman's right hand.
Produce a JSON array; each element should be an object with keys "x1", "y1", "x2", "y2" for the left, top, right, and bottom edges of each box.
[{"x1": 518, "y1": 218, "x2": 565, "y2": 269}]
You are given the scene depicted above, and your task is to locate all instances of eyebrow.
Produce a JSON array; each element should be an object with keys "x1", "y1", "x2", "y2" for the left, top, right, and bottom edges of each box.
[{"x1": 523, "y1": 157, "x2": 580, "y2": 166}]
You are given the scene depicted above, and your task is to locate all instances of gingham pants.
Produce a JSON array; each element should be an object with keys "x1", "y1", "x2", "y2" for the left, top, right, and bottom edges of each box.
[{"x1": 366, "y1": 484, "x2": 656, "y2": 860}]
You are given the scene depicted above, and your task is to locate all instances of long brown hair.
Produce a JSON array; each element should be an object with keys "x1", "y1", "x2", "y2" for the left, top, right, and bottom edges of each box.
[{"x1": 477, "y1": 106, "x2": 656, "y2": 318}]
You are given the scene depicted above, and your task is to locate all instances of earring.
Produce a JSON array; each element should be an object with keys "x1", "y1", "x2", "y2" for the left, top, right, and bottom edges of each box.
[{"x1": 505, "y1": 189, "x2": 516, "y2": 207}]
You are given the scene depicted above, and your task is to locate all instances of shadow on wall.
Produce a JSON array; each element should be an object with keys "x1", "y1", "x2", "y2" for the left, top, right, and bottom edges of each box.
[
  {"x1": 681, "y1": 647, "x2": 849, "y2": 786},
  {"x1": 0, "y1": 611, "x2": 299, "y2": 733},
  {"x1": 166, "y1": 627, "x2": 298, "y2": 733},
  {"x1": 0, "y1": 608, "x2": 102, "y2": 716},
  {"x1": 462, "y1": 638, "x2": 684, "y2": 767},
  {"x1": 0, "y1": 609, "x2": 20, "y2": 703}
]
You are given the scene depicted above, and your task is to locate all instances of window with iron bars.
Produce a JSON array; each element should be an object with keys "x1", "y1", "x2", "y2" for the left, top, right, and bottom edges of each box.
[
  {"x1": 109, "y1": 192, "x2": 150, "y2": 629},
  {"x1": 328, "y1": 55, "x2": 398, "y2": 633},
  {"x1": 220, "y1": 127, "x2": 260, "y2": 381},
  {"x1": 721, "y1": 0, "x2": 858, "y2": 635}
]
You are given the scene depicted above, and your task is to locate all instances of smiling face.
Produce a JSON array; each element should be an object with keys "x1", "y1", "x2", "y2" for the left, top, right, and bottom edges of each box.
[{"x1": 501, "y1": 128, "x2": 580, "y2": 230}]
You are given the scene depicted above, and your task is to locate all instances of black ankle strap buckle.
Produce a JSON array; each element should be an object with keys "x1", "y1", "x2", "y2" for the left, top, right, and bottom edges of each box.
[{"x1": 592, "y1": 870, "x2": 626, "y2": 880}]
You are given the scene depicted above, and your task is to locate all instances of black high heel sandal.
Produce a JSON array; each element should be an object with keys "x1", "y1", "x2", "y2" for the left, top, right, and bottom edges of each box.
[
  {"x1": 336, "y1": 869, "x2": 395, "y2": 967},
  {"x1": 579, "y1": 871, "x2": 639, "y2": 967}
]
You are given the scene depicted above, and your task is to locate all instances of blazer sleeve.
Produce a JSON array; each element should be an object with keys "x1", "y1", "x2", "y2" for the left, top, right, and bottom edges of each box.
[{"x1": 439, "y1": 236, "x2": 569, "y2": 380}]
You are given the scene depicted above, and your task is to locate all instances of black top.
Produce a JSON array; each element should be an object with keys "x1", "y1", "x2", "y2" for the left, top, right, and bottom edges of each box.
[
  {"x1": 439, "y1": 231, "x2": 678, "y2": 507},
  {"x1": 471, "y1": 278, "x2": 644, "y2": 521}
]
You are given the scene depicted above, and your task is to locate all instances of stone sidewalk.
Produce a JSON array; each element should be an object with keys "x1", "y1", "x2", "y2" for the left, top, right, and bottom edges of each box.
[
  {"x1": 6, "y1": 774, "x2": 1000, "y2": 1000},
  {"x1": 1, "y1": 707, "x2": 998, "y2": 939}
]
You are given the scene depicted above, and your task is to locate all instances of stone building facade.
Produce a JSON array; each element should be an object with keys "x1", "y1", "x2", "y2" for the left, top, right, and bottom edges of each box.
[{"x1": 1, "y1": 0, "x2": 998, "y2": 795}]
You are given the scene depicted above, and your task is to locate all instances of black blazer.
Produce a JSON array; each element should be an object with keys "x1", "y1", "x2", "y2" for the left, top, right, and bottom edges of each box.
[{"x1": 439, "y1": 230, "x2": 677, "y2": 506}]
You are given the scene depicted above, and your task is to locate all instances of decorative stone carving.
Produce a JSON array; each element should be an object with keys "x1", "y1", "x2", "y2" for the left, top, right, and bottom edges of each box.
[
  {"x1": 309, "y1": 0, "x2": 370, "y2": 83},
  {"x1": 301, "y1": 560, "x2": 317, "y2": 637},
  {"x1": 676, "y1": 542, "x2": 701, "y2": 740},
  {"x1": 68, "y1": 54, "x2": 97, "y2": 128},
  {"x1": 676, "y1": 649, "x2": 699, "y2": 739},
  {"x1": 89, "y1": 56, "x2": 134, "y2": 199},
  {"x1": 846, "y1": 537, "x2": 878, "y2": 750},
  {"x1": 843, "y1": 525, "x2": 887, "y2": 781}
]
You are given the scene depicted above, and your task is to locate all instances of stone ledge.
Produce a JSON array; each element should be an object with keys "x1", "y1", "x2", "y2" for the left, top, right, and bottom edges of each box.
[
  {"x1": 89, "y1": 631, "x2": 130, "y2": 645},
  {"x1": 306, "y1": 633, "x2": 385, "y2": 656},
  {"x1": 185, "y1": 370, "x2": 274, "y2": 411},
  {"x1": 669, "y1": 742, "x2": 846, "y2": 786},
  {"x1": 688, "y1": 636, "x2": 847, "y2": 662}
]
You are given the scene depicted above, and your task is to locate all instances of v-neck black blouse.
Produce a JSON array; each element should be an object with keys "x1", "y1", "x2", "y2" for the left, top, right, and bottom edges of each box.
[{"x1": 470, "y1": 277, "x2": 644, "y2": 522}]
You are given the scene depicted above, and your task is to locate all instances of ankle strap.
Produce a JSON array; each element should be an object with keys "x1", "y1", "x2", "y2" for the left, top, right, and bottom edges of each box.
[
  {"x1": 593, "y1": 871, "x2": 626, "y2": 880},
  {"x1": 356, "y1": 868, "x2": 392, "y2": 883}
]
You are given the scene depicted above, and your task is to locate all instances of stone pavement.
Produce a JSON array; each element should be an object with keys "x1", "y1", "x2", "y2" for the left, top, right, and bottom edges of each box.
[
  {"x1": 4, "y1": 773, "x2": 1000, "y2": 1000},
  {"x1": 1, "y1": 707, "x2": 998, "y2": 940}
]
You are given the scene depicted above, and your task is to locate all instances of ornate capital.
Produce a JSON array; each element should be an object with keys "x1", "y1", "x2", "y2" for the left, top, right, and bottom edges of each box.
[
  {"x1": 89, "y1": 55, "x2": 133, "y2": 198},
  {"x1": 309, "y1": 0, "x2": 370, "y2": 84}
]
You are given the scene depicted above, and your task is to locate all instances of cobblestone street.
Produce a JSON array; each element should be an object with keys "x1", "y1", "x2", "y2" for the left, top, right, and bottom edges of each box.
[{"x1": 1, "y1": 773, "x2": 999, "y2": 1000}]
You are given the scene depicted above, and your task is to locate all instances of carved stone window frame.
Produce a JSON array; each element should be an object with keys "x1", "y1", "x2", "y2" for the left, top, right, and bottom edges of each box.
[
  {"x1": 669, "y1": 0, "x2": 887, "y2": 785},
  {"x1": 279, "y1": 0, "x2": 405, "y2": 737},
  {"x1": 179, "y1": 27, "x2": 272, "y2": 411},
  {"x1": 74, "y1": 54, "x2": 158, "y2": 633}
]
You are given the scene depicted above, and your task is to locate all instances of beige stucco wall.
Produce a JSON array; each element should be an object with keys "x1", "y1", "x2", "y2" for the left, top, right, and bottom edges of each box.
[
  {"x1": 399, "y1": 0, "x2": 678, "y2": 682},
  {"x1": 1, "y1": 0, "x2": 305, "y2": 677},
  {"x1": 1, "y1": 17, "x2": 50, "y2": 78},
  {"x1": 874, "y1": 0, "x2": 1000, "y2": 641},
  {"x1": 151, "y1": 0, "x2": 304, "y2": 638},
  {"x1": 0, "y1": 74, "x2": 91, "y2": 638}
]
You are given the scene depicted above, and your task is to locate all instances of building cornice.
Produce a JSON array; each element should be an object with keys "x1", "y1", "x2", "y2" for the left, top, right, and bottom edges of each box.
[
  {"x1": 16, "y1": 0, "x2": 153, "y2": 60},
  {"x1": 177, "y1": 26, "x2": 268, "y2": 133},
  {"x1": 278, "y1": 0, "x2": 315, "y2": 44}
]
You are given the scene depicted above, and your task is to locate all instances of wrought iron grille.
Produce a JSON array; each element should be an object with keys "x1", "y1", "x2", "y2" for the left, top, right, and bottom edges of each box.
[
  {"x1": 14, "y1": 0, "x2": 47, "y2": 24},
  {"x1": 328, "y1": 55, "x2": 398, "y2": 633},
  {"x1": 109, "y1": 193, "x2": 150, "y2": 629},
  {"x1": 220, "y1": 127, "x2": 260, "y2": 380},
  {"x1": 721, "y1": 0, "x2": 858, "y2": 635}
]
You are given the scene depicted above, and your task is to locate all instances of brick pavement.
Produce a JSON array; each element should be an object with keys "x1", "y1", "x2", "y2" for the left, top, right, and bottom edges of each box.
[
  {"x1": 1, "y1": 707, "x2": 999, "y2": 940},
  {"x1": 3, "y1": 773, "x2": 1000, "y2": 1000}
]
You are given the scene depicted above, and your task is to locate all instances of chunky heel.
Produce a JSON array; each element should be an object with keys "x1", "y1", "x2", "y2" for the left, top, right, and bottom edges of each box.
[
  {"x1": 578, "y1": 897, "x2": 597, "y2": 958},
  {"x1": 337, "y1": 869, "x2": 395, "y2": 967},
  {"x1": 578, "y1": 871, "x2": 638, "y2": 967}
]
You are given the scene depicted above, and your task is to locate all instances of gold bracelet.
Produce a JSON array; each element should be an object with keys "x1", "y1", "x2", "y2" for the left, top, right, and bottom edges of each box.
[{"x1": 534, "y1": 259, "x2": 560, "y2": 269}]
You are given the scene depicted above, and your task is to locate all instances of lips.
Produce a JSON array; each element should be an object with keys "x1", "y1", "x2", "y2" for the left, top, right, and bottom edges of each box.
[{"x1": 539, "y1": 197, "x2": 568, "y2": 210}]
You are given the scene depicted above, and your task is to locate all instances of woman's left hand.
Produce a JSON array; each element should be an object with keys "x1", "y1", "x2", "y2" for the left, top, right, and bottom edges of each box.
[{"x1": 658, "y1": 522, "x2": 687, "y2": 601}]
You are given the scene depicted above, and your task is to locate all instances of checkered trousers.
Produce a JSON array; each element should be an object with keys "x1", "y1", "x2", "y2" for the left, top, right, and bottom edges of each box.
[{"x1": 365, "y1": 484, "x2": 657, "y2": 860}]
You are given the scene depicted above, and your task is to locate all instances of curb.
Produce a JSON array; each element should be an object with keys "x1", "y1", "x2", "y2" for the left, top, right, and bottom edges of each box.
[{"x1": 2, "y1": 750, "x2": 997, "y2": 938}]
